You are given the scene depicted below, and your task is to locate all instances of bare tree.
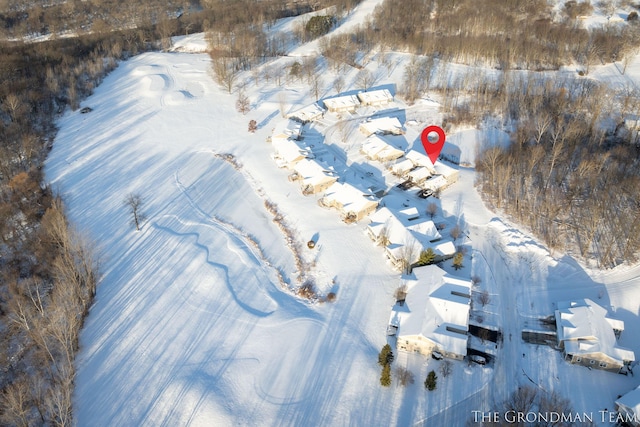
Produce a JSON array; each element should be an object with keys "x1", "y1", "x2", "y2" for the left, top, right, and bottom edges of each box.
[
  {"x1": 450, "y1": 224, "x2": 462, "y2": 241},
  {"x1": 439, "y1": 360, "x2": 453, "y2": 377},
  {"x1": 504, "y1": 385, "x2": 538, "y2": 416},
  {"x1": 377, "y1": 219, "x2": 391, "y2": 246},
  {"x1": 333, "y1": 76, "x2": 344, "y2": 94},
  {"x1": 426, "y1": 202, "x2": 438, "y2": 219},
  {"x1": 0, "y1": 377, "x2": 30, "y2": 427},
  {"x1": 236, "y1": 91, "x2": 250, "y2": 115},
  {"x1": 278, "y1": 92, "x2": 288, "y2": 118},
  {"x1": 398, "y1": 240, "x2": 419, "y2": 274},
  {"x1": 311, "y1": 74, "x2": 323, "y2": 102},
  {"x1": 395, "y1": 366, "x2": 415, "y2": 386},
  {"x1": 210, "y1": 56, "x2": 238, "y2": 93},
  {"x1": 125, "y1": 193, "x2": 146, "y2": 231},
  {"x1": 479, "y1": 290, "x2": 491, "y2": 307},
  {"x1": 356, "y1": 69, "x2": 376, "y2": 91},
  {"x1": 394, "y1": 284, "x2": 407, "y2": 303}
]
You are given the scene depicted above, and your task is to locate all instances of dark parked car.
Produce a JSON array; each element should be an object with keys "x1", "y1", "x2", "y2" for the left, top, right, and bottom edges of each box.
[
  {"x1": 396, "y1": 180, "x2": 415, "y2": 191},
  {"x1": 417, "y1": 188, "x2": 433, "y2": 199}
]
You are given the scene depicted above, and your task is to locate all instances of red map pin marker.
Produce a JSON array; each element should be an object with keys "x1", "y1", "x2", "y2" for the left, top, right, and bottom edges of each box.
[{"x1": 421, "y1": 125, "x2": 446, "y2": 165}]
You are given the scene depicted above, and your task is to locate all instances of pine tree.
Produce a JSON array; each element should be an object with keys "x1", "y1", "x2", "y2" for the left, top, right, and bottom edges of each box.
[
  {"x1": 380, "y1": 363, "x2": 392, "y2": 387},
  {"x1": 452, "y1": 252, "x2": 464, "y2": 270},
  {"x1": 425, "y1": 370, "x2": 437, "y2": 391},
  {"x1": 378, "y1": 344, "x2": 394, "y2": 366},
  {"x1": 418, "y1": 248, "x2": 435, "y2": 266}
]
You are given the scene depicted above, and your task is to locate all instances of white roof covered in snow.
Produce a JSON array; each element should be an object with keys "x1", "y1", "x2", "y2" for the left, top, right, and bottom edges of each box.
[
  {"x1": 359, "y1": 116, "x2": 404, "y2": 136},
  {"x1": 361, "y1": 135, "x2": 404, "y2": 161},
  {"x1": 556, "y1": 299, "x2": 635, "y2": 364},
  {"x1": 357, "y1": 89, "x2": 393, "y2": 105},
  {"x1": 407, "y1": 166, "x2": 431, "y2": 183},
  {"x1": 434, "y1": 161, "x2": 459, "y2": 180},
  {"x1": 433, "y1": 239, "x2": 456, "y2": 258},
  {"x1": 293, "y1": 159, "x2": 337, "y2": 187},
  {"x1": 322, "y1": 94, "x2": 360, "y2": 111},
  {"x1": 391, "y1": 265, "x2": 471, "y2": 356},
  {"x1": 406, "y1": 150, "x2": 435, "y2": 172},
  {"x1": 272, "y1": 137, "x2": 308, "y2": 167},
  {"x1": 272, "y1": 119, "x2": 302, "y2": 140},
  {"x1": 422, "y1": 175, "x2": 449, "y2": 192},
  {"x1": 369, "y1": 207, "x2": 442, "y2": 264},
  {"x1": 323, "y1": 181, "x2": 377, "y2": 214},
  {"x1": 391, "y1": 158, "x2": 414, "y2": 175},
  {"x1": 287, "y1": 103, "x2": 325, "y2": 123},
  {"x1": 616, "y1": 386, "x2": 640, "y2": 418}
]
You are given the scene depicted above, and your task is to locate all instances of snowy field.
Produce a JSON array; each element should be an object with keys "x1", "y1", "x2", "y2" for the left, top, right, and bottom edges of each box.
[{"x1": 45, "y1": 1, "x2": 640, "y2": 425}]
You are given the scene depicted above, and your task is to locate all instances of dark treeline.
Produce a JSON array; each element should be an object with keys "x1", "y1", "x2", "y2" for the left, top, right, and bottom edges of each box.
[
  {"x1": 0, "y1": 3, "x2": 209, "y2": 423},
  {"x1": 317, "y1": 0, "x2": 640, "y2": 72},
  {"x1": 0, "y1": 22, "x2": 168, "y2": 425},
  {"x1": 475, "y1": 75, "x2": 640, "y2": 267}
]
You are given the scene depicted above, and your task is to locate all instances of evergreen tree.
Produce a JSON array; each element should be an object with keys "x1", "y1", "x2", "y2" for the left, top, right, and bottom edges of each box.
[
  {"x1": 424, "y1": 370, "x2": 437, "y2": 391},
  {"x1": 378, "y1": 344, "x2": 394, "y2": 366},
  {"x1": 380, "y1": 363, "x2": 392, "y2": 387},
  {"x1": 418, "y1": 248, "x2": 436, "y2": 266},
  {"x1": 452, "y1": 252, "x2": 464, "y2": 270}
]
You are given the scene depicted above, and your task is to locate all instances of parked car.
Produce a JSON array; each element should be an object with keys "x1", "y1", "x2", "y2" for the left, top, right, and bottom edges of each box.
[
  {"x1": 396, "y1": 180, "x2": 415, "y2": 191},
  {"x1": 431, "y1": 351, "x2": 443, "y2": 360},
  {"x1": 417, "y1": 188, "x2": 433, "y2": 199},
  {"x1": 470, "y1": 355, "x2": 486, "y2": 365}
]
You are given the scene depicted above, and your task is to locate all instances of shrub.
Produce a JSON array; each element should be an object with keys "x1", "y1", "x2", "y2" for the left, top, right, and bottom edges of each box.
[{"x1": 424, "y1": 370, "x2": 437, "y2": 391}]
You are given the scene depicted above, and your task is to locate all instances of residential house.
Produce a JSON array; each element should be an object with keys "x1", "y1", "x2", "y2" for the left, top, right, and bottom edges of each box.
[
  {"x1": 272, "y1": 119, "x2": 302, "y2": 141},
  {"x1": 319, "y1": 181, "x2": 378, "y2": 222},
  {"x1": 322, "y1": 94, "x2": 360, "y2": 113},
  {"x1": 434, "y1": 161, "x2": 460, "y2": 187},
  {"x1": 287, "y1": 103, "x2": 326, "y2": 123},
  {"x1": 271, "y1": 137, "x2": 310, "y2": 169},
  {"x1": 421, "y1": 175, "x2": 448, "y2": 192},
  {"x1": 357, "y1": 89, "x2": 394, "y2": 107},
  {"x1": 359, "y1": 116, "x2": 404, "y2": 137},
  {"x1": 389, "y1": 264, "x2": 472, "y2": 360},
  {"x1": 290, "y1": 159, "x2": 338, "y2": 195},
  {"x1": 432, "y1": 239, "x2": 457, "y2": 262},
  {"x1": 405, "y1": 150, "x2": 436, "y2": 174},
  {"x1": 615, "y1": 386, "x2": 640, "y2": 427},
  {"x1": 555, "y1": 299, "x2": 635, "y2": 373},
  {"x1": 367, "y1": 207, "x2": 443, "y2": 269},
  {"x1": 406, "y1": 166, "x2": 432, "y2": 184},
  {"x1": 390, "y1": 158, "x2": 414, "y2": 177},
  {"x1": 361, "y1": 135, "x2": 404, "y2": 162}
]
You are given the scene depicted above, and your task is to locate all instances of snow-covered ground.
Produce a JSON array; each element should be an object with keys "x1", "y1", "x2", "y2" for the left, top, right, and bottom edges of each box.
[{"x1": 45, "y1": 1, "x2": 640, "y2": 425}]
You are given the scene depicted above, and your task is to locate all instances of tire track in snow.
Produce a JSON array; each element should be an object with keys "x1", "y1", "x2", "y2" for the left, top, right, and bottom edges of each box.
[
  {"x1": 153, "y1": 216, "x2": 277, "y2": 317},
  {"x1": 175, "y1": 170, "x2": 285, "y2": 280}
]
